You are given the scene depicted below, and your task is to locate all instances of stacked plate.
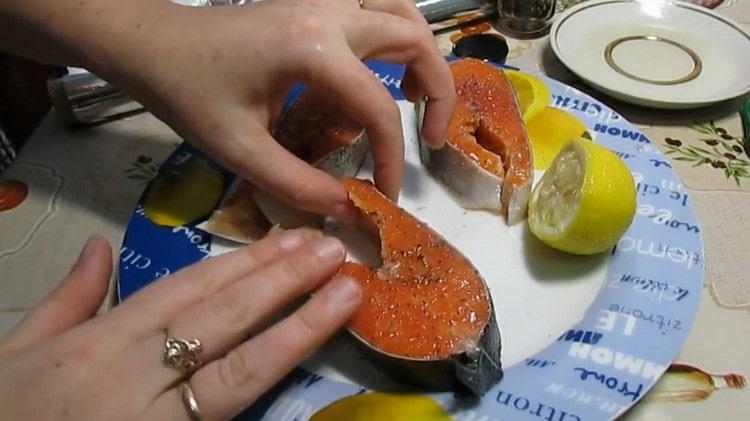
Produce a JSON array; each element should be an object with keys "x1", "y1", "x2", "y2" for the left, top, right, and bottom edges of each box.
[{"x1": 550, "y1": 0, "x2": 750, "y2": 108}]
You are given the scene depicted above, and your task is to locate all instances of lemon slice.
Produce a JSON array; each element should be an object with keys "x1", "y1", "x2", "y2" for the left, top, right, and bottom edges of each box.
[
  {"x1": 528, "y1": 138, "x2": 636, "y2": 255},
  {"x1": 310, "y1": 392, "x2": 451, "y2": 421},
  {"x1": 526, "y1": 106, "x2": 591, "y2": 169},
  {"x1": 505, "y1": 69, "x2": 551, "y2": 122}
]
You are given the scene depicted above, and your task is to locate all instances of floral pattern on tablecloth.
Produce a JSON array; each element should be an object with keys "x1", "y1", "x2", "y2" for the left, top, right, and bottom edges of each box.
[
  {"x1": 639, "y1": 112, "x2": 750, "y2": 309},
  {"x1": 662, "y1": 121, "x2": 749, "y2": 187}
]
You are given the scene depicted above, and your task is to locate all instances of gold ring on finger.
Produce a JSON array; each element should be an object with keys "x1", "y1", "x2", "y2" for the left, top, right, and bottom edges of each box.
[
  {"x1": 163, "y1": 328, "x2": 204, "y2": 374},
  {"x1": 180, "y1": 381, "x2": 203, "y2": 421}
]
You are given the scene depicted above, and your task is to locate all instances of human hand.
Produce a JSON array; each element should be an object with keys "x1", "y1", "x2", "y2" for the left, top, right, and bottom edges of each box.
[
  {"x1": 0, "y1": 232, "x2": 360, "y2": 420},
  {"x1": 93, "y1": 0, "x2": 455, "y2": 220}
]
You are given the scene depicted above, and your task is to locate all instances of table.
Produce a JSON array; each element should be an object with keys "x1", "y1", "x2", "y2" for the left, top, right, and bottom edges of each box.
[{"x1": 1, "y1": 2, "x2": 748, "y2": 419}]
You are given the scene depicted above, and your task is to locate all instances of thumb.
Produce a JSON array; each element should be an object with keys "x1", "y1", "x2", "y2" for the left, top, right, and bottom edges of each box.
[{"x1": 1, "y1": 235, "x2": 112, "y2": 351}]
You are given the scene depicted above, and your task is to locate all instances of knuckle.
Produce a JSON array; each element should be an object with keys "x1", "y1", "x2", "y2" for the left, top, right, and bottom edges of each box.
[
  {"x1": 238, "y1": 243, "x2": 264, "y2": 267},
  {"x1": 386, "y1": 100, "x2": 401, "y2": 120},
  {"x1": 290, "y1": 16, "x2": 331, "y2": 47},
  {"x1": 172, "y1": 266, "x2": 222, "y2": 299},
  {"x1": 287, "y1": 179, "x2": 319, "y2": 207},
  {"x1": 396, "y1": 0, "x2": 420, "y2": 12},
  {"x1": 218, "y1": 350, "x2": 258, "y2": 393},
  {"x1": 190, "y1": 270, "x2": 221, "y2": 296},
  {"x1": 373, "y1": 100, "x2": 402, "y2": 130},
  {"x1": 403, "y1": 24, "x2": 432, "y2": 49},
  {"x1": 415, "y1": 26, "x2": 434, "y2": 46},
  {"x1": 277, "y1": 257, "x2": 308, "y2": 285},
  {"x1": 289, "y1": 312, "x2": 316, "y2": 343},
  {"x1": 60, "y1": 340, "x2": 98, "y2": 367},
  {"x1": 367, "y1": 96, "x2": 399, "y2": 125},
  {"x1": 205, "y1": 293, "x2": 245, "y2": 327},
  {"x1": 395, "y1": 0, "x2": 415, "y2": 14}
]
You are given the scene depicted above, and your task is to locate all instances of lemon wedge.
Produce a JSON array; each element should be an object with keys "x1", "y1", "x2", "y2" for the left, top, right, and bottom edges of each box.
[
  {"x1": 310, "y1": 392, "x2": 451, "y2": 421},
  {"x1": 528, "y1": 138, "x2": 636, "y2": 255},
  {"x1": 526, "y1": 107, "x2": 591, "y2": 169},
  {"x1": 505, "y1": 69, "x2": 551, "y2": 122}
]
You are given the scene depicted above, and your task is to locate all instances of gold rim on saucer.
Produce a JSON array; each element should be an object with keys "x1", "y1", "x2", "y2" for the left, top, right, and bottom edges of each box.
[{"x1": 603, "y1": 35, "x2": 703, "y2": 86}]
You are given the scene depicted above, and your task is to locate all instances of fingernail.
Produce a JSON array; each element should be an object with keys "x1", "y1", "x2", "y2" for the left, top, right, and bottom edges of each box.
[
  {"x1": 275, "y1": 230, "x2": 304, "y2": 251},
  {"x1": 325, "y1": 277, "x2": 361, "y2": 307},
  {"x1": 387, "y1": 189, "x2": 400, "y2": 204},
  {"x1": 332, "y1": 203, "x2": 357, "y2": 224},
  {"x1": 429, "y1": 136, "x2": 447, "y2": 150},
  {"x1": 72, "y1": 236, "x2": 98, "y2": 272},
  {"x1": 313, "y1": 236, "x2": 345, "y2": 261}
]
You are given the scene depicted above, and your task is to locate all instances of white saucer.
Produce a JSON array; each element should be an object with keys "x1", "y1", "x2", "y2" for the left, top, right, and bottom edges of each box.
[{"x1": 550, "y1": 0, "x2": 750, "y2": 109}]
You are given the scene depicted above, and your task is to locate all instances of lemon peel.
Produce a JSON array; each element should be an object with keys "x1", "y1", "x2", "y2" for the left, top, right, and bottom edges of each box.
[
  {"x1": 505, "y1": 69, "x2": 551, "y2": 122},
  {"x1": 528, "y1": 138, "x2": 636, "y2": 255},
  {"x1": 526, "y1": 106, "x2": 591, "y2": 169}
]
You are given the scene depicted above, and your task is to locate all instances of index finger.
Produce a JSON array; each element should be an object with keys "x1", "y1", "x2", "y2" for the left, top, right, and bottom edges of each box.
[
  {"x1": 298, "y1": 47, "x2": 405, "y2": 201},
  {"x1": 343, "y1": 10, "x2": 455, "y2": 148}
]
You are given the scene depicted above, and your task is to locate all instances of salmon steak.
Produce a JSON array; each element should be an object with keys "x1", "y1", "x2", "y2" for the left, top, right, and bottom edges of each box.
[
  {"x1": 337, "y1": 178, "x2": 502, "y2": 395},
  {"x1": 418, "y1": 58, "x2": 533, "y2": 224},
  {"x1": 201, "y1": 90, "x2": 368, "y2": 243},
  {"x1": 273, "y1": 89, "x2": 368, "y2": 178}
]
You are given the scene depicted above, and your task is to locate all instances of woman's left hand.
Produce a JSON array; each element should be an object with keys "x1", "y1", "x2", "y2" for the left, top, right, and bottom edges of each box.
[{"x1": 0, "y1": 232, "x2": 360, "y2": 420}]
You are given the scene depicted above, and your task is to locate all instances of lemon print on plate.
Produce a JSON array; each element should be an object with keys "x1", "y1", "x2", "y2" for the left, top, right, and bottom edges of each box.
[
  {"x1": 310, "y1": 392, "x2": 451, "y2": 421},
  {"x1": 143, "y1": 154, "x2": 224, "y2": 227},
  {"x1": 528, "y1": 138, "x2": 636, "y2": 255}
]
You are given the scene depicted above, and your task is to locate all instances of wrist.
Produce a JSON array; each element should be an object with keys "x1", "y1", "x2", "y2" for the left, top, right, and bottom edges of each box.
[{"x1": 74, "y1": 0, "x2": 180, "y2": 76}]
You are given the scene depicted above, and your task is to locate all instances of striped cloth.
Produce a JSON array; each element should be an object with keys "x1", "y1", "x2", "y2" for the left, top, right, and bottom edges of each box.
[
  {"x1": 0, "y1": 54, "x2": 60, "y2": 174},
  {"x1": 0, "y1": 126, "x2": 15, "y2": 172}
]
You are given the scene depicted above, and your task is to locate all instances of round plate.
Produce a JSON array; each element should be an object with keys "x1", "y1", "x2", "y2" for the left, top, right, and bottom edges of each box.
[
  {"x1": 118, "y1": 61, "x2": 703, "y2": 420},
  {"x1": 550, "y1": 0, "x2": 750, "y2": 109}
]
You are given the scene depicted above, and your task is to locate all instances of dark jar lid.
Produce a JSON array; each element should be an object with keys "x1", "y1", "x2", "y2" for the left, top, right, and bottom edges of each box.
[{"x1": 452, "y1": 33, "x2": 509, "y2": 64}]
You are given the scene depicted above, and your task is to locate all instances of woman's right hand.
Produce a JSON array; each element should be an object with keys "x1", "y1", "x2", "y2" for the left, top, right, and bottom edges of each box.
[
  {"x1": 93, "y1": 0, "x2": 455, "y2": 220},
  {"x1": 2, "y1": 0, "x2": 455, "y2": 217}
]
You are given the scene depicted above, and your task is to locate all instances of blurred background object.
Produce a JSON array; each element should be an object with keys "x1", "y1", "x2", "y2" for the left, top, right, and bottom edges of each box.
[
  {"x1": 47, "y1": 69, "x2": 145, "y2": 126},
  {"x1": 0, "y1": 54, "x2": 63, "y2": 173},
  {"x1": 414, "y1": 0, "x2": 485, "y2": 23},
  {"x1": 497, "y1": 0, "x2": 556, "y2": 38}
]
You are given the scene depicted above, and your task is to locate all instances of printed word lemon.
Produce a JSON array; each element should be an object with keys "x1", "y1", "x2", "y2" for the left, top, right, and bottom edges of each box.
[{"x1": 528, "y1": 138, "x2": 636, "y2": 255}]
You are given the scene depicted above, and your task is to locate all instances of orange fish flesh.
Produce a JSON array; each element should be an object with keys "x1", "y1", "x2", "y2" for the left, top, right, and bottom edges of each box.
[
  {"x1": 337, "y1": 178, "x2": 502, "y2": 395},
  {"x1": 419, "y1": 58, "x2": 533, "y2": 224}
]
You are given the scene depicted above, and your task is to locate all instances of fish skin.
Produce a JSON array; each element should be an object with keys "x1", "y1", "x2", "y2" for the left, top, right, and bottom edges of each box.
[
  {"x1": 313, "y1": 130, "x2": 369, "y2": 179},
  {"x1": 417, "y1": 101, "x2": 504, "y2": 211},
  {"x1": 338, "y1": 178, "x2": 503, "y2": 395},
  {"x1": 418, "y1": 58, "x2": 533, "y2": 224},
  {"x1": 455, "y1": 305, "x2": 503, "y2": 395},
  {"x1": 197, "y1": 179, "x2": 273, "y2": 244}
]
